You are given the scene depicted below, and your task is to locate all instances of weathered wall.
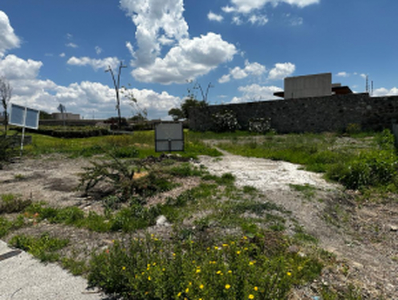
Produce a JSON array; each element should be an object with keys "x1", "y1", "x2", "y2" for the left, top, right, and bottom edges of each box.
[
  {"x1": 285, "y1": 73, "x2": 332, "y2": 99},
  {"x1": 189, "y1": 93, "x2": 398, "y2": 133}
]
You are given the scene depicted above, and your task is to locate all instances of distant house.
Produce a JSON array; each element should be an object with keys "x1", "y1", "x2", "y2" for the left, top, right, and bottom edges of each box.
[
  {"x1": 51, "y1": 112, "x2": 80, "y2": 120},
  {"x1": 274, "y1": 73, "x2": 353, "y2": 99}
]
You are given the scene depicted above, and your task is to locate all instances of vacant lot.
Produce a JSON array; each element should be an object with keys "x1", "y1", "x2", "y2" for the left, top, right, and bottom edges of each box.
[{"x1": 1, "y1": 131, "x2": 398, "y2": 299}]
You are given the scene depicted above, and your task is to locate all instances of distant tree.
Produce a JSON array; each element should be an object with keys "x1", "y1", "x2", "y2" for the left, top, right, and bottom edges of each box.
[
  {"x1": 168, "y1": 81, "x2": 212, "y2": 120},
  {"x1": 168, "y1": 108, "x2": 184, "y2": 121},
  {"x1": 0, "y1": 77, "x2": 12, "y2": 134},
  {"x1": 39, "y1": 111, "x2": 52, "y2": 120}
]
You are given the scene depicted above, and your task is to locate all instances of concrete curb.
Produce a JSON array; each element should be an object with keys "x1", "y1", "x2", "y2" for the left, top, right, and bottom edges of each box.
[{"x1": 0, "y1": 240, "x2": 104, "y2": 300}]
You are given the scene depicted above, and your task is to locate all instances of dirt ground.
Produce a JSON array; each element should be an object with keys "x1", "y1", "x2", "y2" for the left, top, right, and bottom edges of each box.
[{"x1": 1, "y1": 152, "x2": 398, "y2": 299}]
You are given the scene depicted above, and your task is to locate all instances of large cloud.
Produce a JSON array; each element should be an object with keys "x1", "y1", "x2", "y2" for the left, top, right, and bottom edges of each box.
[
  {"x1": 231, "y1": 84, "x2": 282, "y2": 102},
  {"x1": 0, "y1": 55, "x2": 42, "y2": 79},
  {"x1": 0, "y1": 11, "x2": 20, "y2": 57},
  {"x1": 67, "y1": 56, "x2": 120, "y2": 71},
  {"x1": 268, "y1": 62, "x2": 295, "y2": 80},
  {"x1": 372, "y1": 87, "x2": 398, "y2": 97},
  {"x1": 120, "y1": 0, "x2": 189, "y2": 67},
  {"x1": 120, "y1": 0, "x2": 237, "y2": 84},
  {"x1": 132, "y1": 33, "x2": 237, "y2": 84},
  {"x1": 0, "y1": 54, "x2": 180, "y2": 119}
]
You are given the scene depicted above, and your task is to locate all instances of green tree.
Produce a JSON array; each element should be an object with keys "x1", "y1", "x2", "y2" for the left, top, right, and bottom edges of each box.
[
  {"x1": 168, "y1": 108, "x2": 184, "y2": 121},
  {"x1": 168, "y1": 81, "x2": 211, "y2": 120}
]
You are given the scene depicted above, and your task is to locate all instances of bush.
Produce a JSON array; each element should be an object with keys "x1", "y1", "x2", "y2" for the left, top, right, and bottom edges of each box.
[
  {"x1": 329, "y1": 150, "x2": 398, "y2": 190},
  {"x1": 88, "y1": 234, "x2": 322, "y2": 300},
  {"x1": 0, "y1": 134, "x2": 17, "y2": 168},
  {"x1": 212, "y1": 110, "x2": 240, "y2": 133},
  {"x1": 248, "y1": 118, "x2": 272, "y2": 134}
]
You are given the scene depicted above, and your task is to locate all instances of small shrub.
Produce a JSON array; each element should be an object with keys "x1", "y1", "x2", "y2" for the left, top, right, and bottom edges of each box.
[
  {"x1": 375, "y1": 128, "x2": 395, "y2": 150},
  {"x1": 332, "y1": 150, "x2": 398, "y2": 190},
  {"x1": 345, "y1": 123, "x2": 361, "y2": 135},
  {"x1": 0, "y1": 194, "x2": 32, "y2": 214},
  {"x1": 0, "y1": 134, "x2": 17, "y2": 168},
  {"x1": 212, "y1": 110, "x2": 240, "y2": 132},
  {"x1": 249, "y1": 117, "x2": 272, "y2": 134}
]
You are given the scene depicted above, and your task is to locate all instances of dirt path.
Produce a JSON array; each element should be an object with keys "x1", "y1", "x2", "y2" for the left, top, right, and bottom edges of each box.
[{"x1": 197, "y1": 149, "x2": 398, "y2": 299}]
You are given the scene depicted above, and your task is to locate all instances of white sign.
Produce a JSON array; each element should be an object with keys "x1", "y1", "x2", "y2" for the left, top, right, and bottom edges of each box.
[
  {"x1": 8, "y1": 103, "x2": 40, "y2": 156},
  {"x1": 9, "y1": 103, "x2": 40, "y2": 129},
  {"x1": 155, "y1": 122, "x2": 184, "y2": 152}
]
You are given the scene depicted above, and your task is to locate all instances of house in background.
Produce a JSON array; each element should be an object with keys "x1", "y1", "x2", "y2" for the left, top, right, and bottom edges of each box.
[{"x1": 274, "y1": 73, "x2": 353, "y2": 99}]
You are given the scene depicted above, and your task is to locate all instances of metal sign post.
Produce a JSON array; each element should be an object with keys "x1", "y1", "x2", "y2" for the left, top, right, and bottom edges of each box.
[{"x1": 9, "y1": 103, "x2": 40, "y2": 156}]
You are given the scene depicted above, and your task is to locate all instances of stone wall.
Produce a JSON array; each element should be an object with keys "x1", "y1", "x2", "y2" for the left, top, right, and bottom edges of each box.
[{"x1": 189, "y1": 93, "x2": 398, "y2": 133}]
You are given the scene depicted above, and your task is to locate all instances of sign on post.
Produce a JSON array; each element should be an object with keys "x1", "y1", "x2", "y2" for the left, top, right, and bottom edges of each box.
[
  {"x1": 9, "y1": 103, "x2": 40, "y2": 156},
  {"x1": 155, "y1": 122, "x2": 184, "y2": 152}
]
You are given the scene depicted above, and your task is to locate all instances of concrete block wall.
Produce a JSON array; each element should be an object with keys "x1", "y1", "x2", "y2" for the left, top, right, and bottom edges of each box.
[{"x1": 189, "y1": 93, "x2": 398, "y2": 133}]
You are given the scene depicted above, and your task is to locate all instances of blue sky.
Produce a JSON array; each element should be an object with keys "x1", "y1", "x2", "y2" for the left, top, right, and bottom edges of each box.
[{"x1": 1, "y1": 0, "x2": 397, "y2": 119}]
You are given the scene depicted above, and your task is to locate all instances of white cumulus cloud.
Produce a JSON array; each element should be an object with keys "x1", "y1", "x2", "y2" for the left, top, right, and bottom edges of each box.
[
  {"x1": 372, "y1": 87, "x2": 398, "y2": 97},
  {"x1": 231, "y1": 84, "x2": 283, "y2": 103},
  {"x1": 0, "y1": 54, "x2": 43, "y2": 80},
  {"x1": 132, "y1": 32, "x2": 237, "y2": 84},
  {"x1": 208, "y1": 12, "x2": 224, "y2": 22},
  {"x1": 67, "y1": 56, "x2": 120, "y2": 71},
  {"x1": 0, "y1": 54, "x2": 180, "y2": 119},
  {"x1": 268, "y1": 62, "x2": 295, "y2": 80},
  {"x1": 120, "y1": 0, "x2": 237, "y2": 84},
  {"x1": 219, "y1": 60, "x2": 266, "y2": 83},
  {"x1": 120, "y1": 0, "x2": 189, "y2": 67},
  {"x1": 0, "y1": 11, "x2": 21, "y2": 57}
]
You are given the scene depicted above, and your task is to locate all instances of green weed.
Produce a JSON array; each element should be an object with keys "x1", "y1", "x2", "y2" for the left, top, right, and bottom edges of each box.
[{"x1": 9, "y1": 232, "x2": 69, "y2": 262}]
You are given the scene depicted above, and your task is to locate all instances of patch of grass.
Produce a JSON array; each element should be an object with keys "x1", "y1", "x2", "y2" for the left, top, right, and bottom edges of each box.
[
  {"x1": 24, "y1": 130, "x2": 222, "y2": 159},
  {"x1": 9, "y1": 232, "x2": 69, "y2": 262},
  {"x1": 0, "y1": 194, "x2": 32, "y2": 214},
  {"x1": 289, "y1": 184, "x2": 316, "y2": 201},
  {"x1": 61, "y1": 256, "x2": 90, "y2": 276},
  {"x1": 169, "y1": 163, "x2": 204, "y2": 177},
  {"x1": 0, "y1": 215, "x2": 25, "y2": 238}
]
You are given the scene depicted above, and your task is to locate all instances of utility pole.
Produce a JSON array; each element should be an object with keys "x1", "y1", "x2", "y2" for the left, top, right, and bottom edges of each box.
[{"x1": 106, "y1": 61, "x2": 127, "y2": 130}]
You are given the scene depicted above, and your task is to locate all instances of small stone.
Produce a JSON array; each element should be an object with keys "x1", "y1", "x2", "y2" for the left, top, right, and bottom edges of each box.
[
  {"x1": 156, "y1": 215, "x2": 170, "y2": 227},
  {"x1": 390, "y1": 225, "x2": 398, "y2": 231},
  {"x1": 287, "y1": 245, "x2": 300, "y2": 254}
]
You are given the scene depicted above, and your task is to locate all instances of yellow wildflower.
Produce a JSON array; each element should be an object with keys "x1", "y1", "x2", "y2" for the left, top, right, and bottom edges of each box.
[
  {"x1": 185, "y1": 287, "x2": 189, "y2": 293},
  {"x1": 236, "y1": 251, "x2": 241, "y2": 255},
  {"x1": 199, "y1": 284, "x2": 204, "y2": 289},
  {"x1": 148, "y1": 276, "x2": 151, "y2": 281},
  {"x1": 228, "y1": 270, "x2": 232, "y2": 274},
  {"x1": 216, "y1": 270, "x2": 222, "y2": 274},
  {"x1": 287, "y1": 272, "x2": 292, "y2": 276},
  {"x1": 225, "y1": 284, "x2": 231, "y2": 289},
  {"x1": 249, "y1": 295, "x2": 255, "y2": 299},
  {"x1": 122, "y1": 266, "x2": 126, "y2": 270},
  {"x1": 177, "y1": 292, "x2": 182, "y2": 297},
  {"x1": 254, "y1": 286, "x2": 258, "y2": 291}
]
